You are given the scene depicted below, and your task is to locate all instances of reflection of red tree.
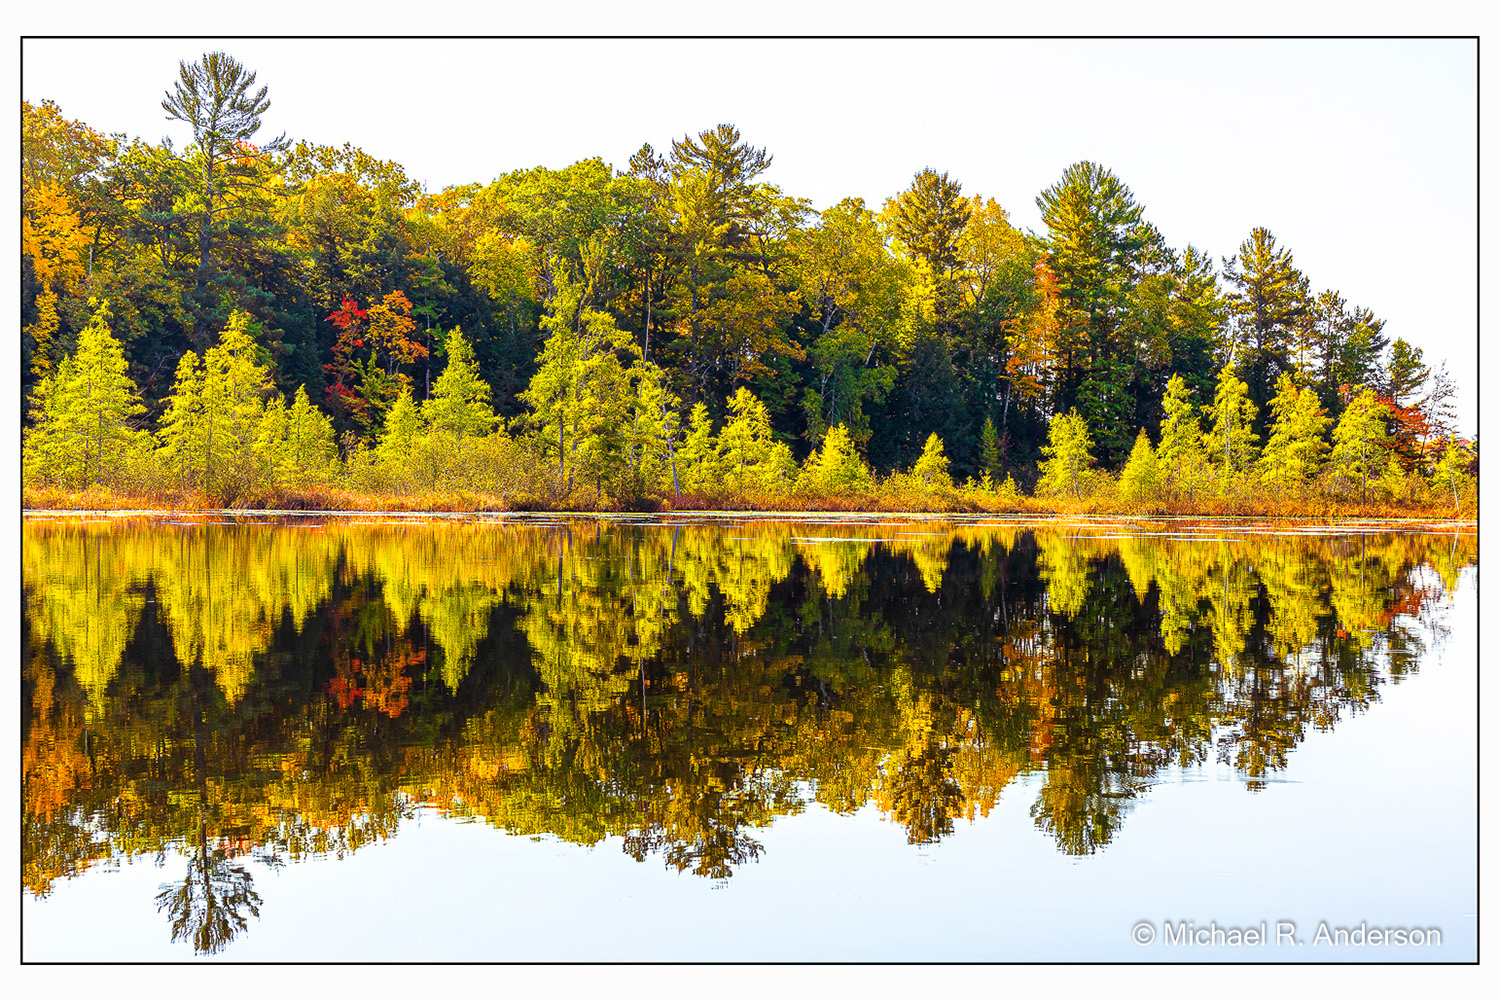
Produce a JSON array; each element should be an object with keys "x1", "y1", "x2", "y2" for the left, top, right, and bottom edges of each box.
[
  {"x1": 363, "y1": 647, "x2": 422, "y2": 718},
  {"x1": 327, "y1": 647, "x2": 422, "y2": 718}
]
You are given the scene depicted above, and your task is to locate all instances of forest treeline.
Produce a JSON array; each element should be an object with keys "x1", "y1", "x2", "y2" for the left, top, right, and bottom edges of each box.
[{"x1": 22, "y1": 53, "x2": 1476, "y2": 514}]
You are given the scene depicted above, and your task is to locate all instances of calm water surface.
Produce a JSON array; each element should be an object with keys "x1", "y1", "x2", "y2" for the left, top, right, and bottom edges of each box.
[{"x1": 21, "y1": 514, "x2": 1477, "y2": 961}]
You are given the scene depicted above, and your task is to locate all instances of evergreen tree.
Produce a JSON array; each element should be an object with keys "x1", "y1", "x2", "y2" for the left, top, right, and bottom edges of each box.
[
  {"x1": 1117, "y1": 429, "x2": 1158, "y2": 503},
  {"x1": 282, "y1": 386, "x2": 338, "y2": 487},
  {"x1": 629, "y1": 361, "x2": 683, "y2": 496},
  {"x1": 1384, "y1": 339, "x2": 1429, "y2": 408},
  {"x1": 1036, "y1": 409, "x2": 1095, "y2": 499},
  {"x1": 376, "y1": 388, "x2": 424, "y2": 467},
  {"x1": 677, "y1": 403, "x2": 721, "y2": 492},
  {"x1": 1202, "y1": 363, "x2": 1259, "y2": 491},
  {"x1": 979, "y1": 416, "x2": 1002, "y2": 481},
  {"x1": 1256, "y1": 374, "x2": 1330, "y2": 492},
  {"x1": 161, "y1": 52, "x2": 289, "y2": 347},
  {"x1": 22, "y1": 299, "x2": 146, "y2": 488},
  {"x1": 1328, "y1": 388, "x2": 1395, "y2": 502},
  {"x1": 1222, "y1": 228, "x2": 1308, "y2": 431},
  {"x1": 911, "y1": 433, "x2": 953, "y2": 488},
  {"x1": 157, "y1": 310, "x2": 272, "y2": 498},
  {"x1": 422, "y1": 327, "x2": 494, "y2": 438},
  {"x1": 1156, "y1": 374, "x2": 1210, "y2": 501},
  {"x1": 717, "y1": 387, "x2": 777, "y2": 492},
  {"x1": 798, "y1": 423, "x2": 874, "y2": 494}
]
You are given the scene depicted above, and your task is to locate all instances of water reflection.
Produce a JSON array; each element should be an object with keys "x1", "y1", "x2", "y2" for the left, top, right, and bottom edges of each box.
[{"x1": 22, "y1": 516, "x2": 1474, "y2": 953}]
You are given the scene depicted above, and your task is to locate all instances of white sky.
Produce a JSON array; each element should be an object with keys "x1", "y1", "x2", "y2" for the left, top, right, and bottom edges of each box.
[{"x1": 14, "y1": 36, "x2": 1483, "y2": 435}]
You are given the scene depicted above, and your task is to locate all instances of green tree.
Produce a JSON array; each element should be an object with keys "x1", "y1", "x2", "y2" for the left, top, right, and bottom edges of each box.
[
  {"x1": 278, "y1": 386, "x2": 338, "y2": 488},
  {"x1": 979, "y1": 416, "x2": 1002, "y2": 481},
  {"x1": 1328, "y1": 388, "x2": 1394, "y2": 502},
  {"x1": 157, "y1": 310, "x2": 272, "y2": 498},
  {"x1": 910, "y1": 433, "x2": 953, "y2": 489},
  {"x1": 1222, "y1": 228, "x2": 1308, "y2": 429},
  {"x1": 1256, "y1": 374, "x2": 1330, "y2": 492},
  {"x1": 161, "y1": 52, "x2": 288, "y2": 347},
  {"x1": 885, "y1": 168, "x2": 971, "y2": 309},
  {"x1": 1035, "y1": 162, "x2": 1146, "y2": 419},
  {"x1": 375, "y1": 388, "x2": 424, "y2": 467},
  {"x1": 22, "y1": 299, "x2": 147, "y2": 488},
  {"x1": 629, "y1": 361, "x2": 684, "y2": 496},
  {"x1": 1156, "y1": 375, "x2": 1209, "y2": 501},
  {"x1": 422, "y1": 328, "x2": 494, "y2": 439},
  {"x1": 797, "y1": 423, "x2": 874, "y2": 495},
  {"x1": 1384, "y1": 338, "x2": 1429, "y2": 408},
  {"x1": 1037, "y1": 409, "x2": 1095, "y2": 499},
  {"x1": 677, "y1": 403, "x2": 721, "y2": 492},
  {"x1": 717, "y1": 387, "x2": 778, "y2": 492},
  {"x1": 1117, "y1": 429, "x2": 1158, "y2": 503},
  {"x1": 1430, "y1": 435, "x2": 1473, "y2": 513},
  {"x1": 1202, "y1": 363, "x2": 1259, "y2": 490},
  {"x1": 520, "y1": 269, "x2": 639, "y2": 497}
]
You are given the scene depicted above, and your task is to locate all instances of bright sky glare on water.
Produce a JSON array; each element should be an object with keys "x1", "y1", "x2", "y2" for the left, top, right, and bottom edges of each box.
[{"x1": 19, "y1": 37, "x2": 1478, "y2": 435}]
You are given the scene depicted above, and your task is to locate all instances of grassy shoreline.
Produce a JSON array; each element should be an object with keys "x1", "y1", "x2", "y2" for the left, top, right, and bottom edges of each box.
[{"x1": 21, "y1": 485, "x2": 1474, "y2": 523}]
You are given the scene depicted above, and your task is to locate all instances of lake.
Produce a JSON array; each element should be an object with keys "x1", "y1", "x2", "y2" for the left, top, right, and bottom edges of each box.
[{"x1": 21, "y1": 513, "x2": 1477, "y2": 962}]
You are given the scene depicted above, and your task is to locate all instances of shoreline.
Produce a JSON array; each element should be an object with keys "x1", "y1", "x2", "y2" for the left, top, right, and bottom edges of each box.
[{"x1": 21, "y1": 506, "x2": 1477, "y2": 530}]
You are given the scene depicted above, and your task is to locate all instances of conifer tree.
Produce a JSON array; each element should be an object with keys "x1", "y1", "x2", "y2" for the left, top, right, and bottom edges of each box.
[
  {"x1": 1118, "y1": 428, "x2": 1158, "y2": 503},
  {"x1": 1256, "y1": 373, "x2": 1330, "y2": 491},
  {"x1": 1430, "y1": 435, "x2": 1473, "y2": 513},
  {"x1": 677, "y1": 403, "x2": 721, "y2": 492},
  {"x1": 911, "y1": 432, "x2": 953, "y2": 488},
  {"x1": 718, "y1": 387, "x2": 777, "y2": 492},
  {"x1": 1202, "y1": 363, "x2": 1259, "y2": 491},
  {"x1": 422, "y1": 328, "x2": 494, "y2": 438},
  {"x1": 376, "y1": 388, "x2": 424, "y2": 468},
  {"x1": 157, "y1": 310, "x2": 272, "y2": 498},
  {"x1": 1037, "y1": 409, "x2": 1095, "y2": 499},
  {"x1": 283, "y1": 386, "x2": 338, "y2": 487},
  {"x1": 23, "y1": 299, "x2": 146, "y2": 488},
  {"x1": 798, "y1": 423, "x2": 874, "y2": 494},
  {"x1": 630, "y1": 362, "x2": 683, "y2": 496},
  {"x1": 1156, "y1": 375, "x2": 1209, "y2": 501},
  {"x1": 979, "y1": 416, "x2": 1002, "y2": 482},
  {"x1": 1328, "y1": 388, "x2": 1394, "y2": 502}
]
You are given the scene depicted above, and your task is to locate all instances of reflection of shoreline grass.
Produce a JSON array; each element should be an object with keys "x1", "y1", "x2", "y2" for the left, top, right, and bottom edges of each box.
[{"x1": 22, "y1": 483, "x2": 1475, "y2": 521}]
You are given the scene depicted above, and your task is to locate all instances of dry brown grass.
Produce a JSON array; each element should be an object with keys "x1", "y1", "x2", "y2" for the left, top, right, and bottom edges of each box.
[{"x1": 22, "y1": 483, "x2": 1472, "y2": 521}]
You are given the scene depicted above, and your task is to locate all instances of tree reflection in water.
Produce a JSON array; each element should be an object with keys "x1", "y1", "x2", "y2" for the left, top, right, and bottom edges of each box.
[
  {"x1": 21, "y1": 516, "x2": 1476, "y2": 952},
  {"x1": 155, "y1": 827, "x2": 263, "y2": 956}
]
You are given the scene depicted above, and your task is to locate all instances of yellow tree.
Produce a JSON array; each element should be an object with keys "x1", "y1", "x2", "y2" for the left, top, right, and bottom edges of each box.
[{"x1": 23, "y1": 299, "x2": 147, "y2": 489}]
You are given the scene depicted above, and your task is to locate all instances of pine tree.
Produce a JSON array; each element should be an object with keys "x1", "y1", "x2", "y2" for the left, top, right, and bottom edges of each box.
[
  {"x1": 22, "y1": 299, "x2": 146, "y2": 489},
  {"x1": 1202, "y1": 363, "x2": 1259, "y2": 491},
  {"x1": 1256, "y1": 374, "x2": 1330, "y2": 491},
  {"x1": 1222, "y1": 227, "x2": 1308, "y2": 428},
  {"x1": 1037, "y1": 409, "x2": 1095, "y2": 499},
  {"x1": 422, "y1": 327, "x2": 494, "y2": 438},
  {"x1": 1117, "y1": 428, "x2": 1158, "y2": 503},
  {"x1": 911, "y1": 432, "x2": 953, "y2": 488},
  {"x1": 374, "y1": 387, "x2": 420, "y2": 467},
  {"x1": 1157, "y1": 374, "x2": 1209, "y2": 501},
  {"x1": 1328, "y1": 387, "x2": 1394, "y2": 502},
  {"x1": 979, "y1": 416, "x2": 1002, "y2": 481},
  {"x1": 798, "y1": 423, "x2": 874, "y2": 494}
]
